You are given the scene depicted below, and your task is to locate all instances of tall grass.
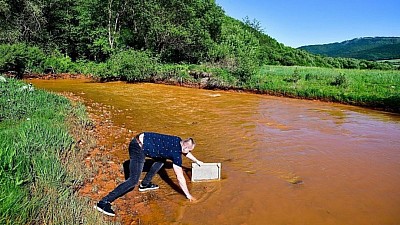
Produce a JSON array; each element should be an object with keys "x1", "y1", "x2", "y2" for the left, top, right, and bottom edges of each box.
[
  {"x1": 247, "y1": 66, "x2": 400, "y2": 111},
  {"x1": 0, "y1": 78, "x2": 115, "y2": 224}
]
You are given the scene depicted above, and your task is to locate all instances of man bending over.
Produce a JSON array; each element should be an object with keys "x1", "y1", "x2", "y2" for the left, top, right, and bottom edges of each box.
[{"x1": 95, "y1": 132, "x2": 203, "y2": 216}]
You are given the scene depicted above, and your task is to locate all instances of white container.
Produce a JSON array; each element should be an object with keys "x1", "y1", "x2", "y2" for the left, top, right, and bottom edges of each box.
[{"x1": 191, "y1": 162, "x2": 221, "y2": 182}]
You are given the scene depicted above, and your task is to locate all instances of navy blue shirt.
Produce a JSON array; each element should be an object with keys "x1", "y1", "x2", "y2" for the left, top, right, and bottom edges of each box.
[{"x1": 142, "y1": 132, "x2": 183, "y2": 167}]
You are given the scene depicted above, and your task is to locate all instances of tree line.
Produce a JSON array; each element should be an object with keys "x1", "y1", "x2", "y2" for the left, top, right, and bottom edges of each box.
[
  {"x1": 1, "y1": 0, "x2": 225, "y2": 63},
  {"x1": 0, "y1": 0, "x2": 395, "y2": 81}
]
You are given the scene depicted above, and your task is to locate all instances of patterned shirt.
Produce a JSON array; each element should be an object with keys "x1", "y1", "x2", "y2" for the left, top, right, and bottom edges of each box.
[{"x1": 142, "y1": 132, "x2": 183, "y2": 167}]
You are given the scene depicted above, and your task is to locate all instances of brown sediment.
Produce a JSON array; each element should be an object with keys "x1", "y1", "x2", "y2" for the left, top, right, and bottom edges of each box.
[
  {"x1": 23, "y1": 73, "x2": 91, "y2": 80},
  {"x1": 61, "y1": 92, "x2": 154, "y2": 224}
]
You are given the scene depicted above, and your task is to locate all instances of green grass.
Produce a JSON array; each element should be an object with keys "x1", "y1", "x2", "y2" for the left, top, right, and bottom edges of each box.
[
  {"x1": 247, "y1": 66, "x2": 400, "y2": 111},
  {"x1": 0, "y1": 77, "x2": 115, "y2": 224},
  {"x1": 377, "y1": 59, "x2": 400, "y2": 68}
]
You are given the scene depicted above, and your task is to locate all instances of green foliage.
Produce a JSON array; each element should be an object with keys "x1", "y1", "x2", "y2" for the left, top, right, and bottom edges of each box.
[
  {"x1": 299, "y1": 37, "x2": 400, "y2": 60},
  {"x1": 120, "y1": 0, "x2": 224, "y2": 63},
  {"x1": 205, "y1": 68, "x2": 238, "y2": 89},
  {"x1": 0, "y1": 78, "x2": 71, "y2": 223},
  {"x1": 0, "y1": 43, "x2": 107, "y2": 75},
  {"x1": 378, "y1": 59, "x2": 400, "y2": 69},
  {"x1": 1, "y1": 0, "x2": 224, "y2": 63},
  {"x1": 0, "y1": 0, "x2": 46, "y2": 44},
  {"x1": 0, "y1": 1, "x2": 395, "y2": 71},
  {"x1": 251, "y1": 66, "x2": 400, "y2": 111},
  {"x1": 330, "y1": 72, "x2": 347, "y2": 86},
  {"x1": 0, "y1": 43, "x2": 45, "y2": 77},
  {"x1": 154, "y1": 64, "x2": 190, "y2": 80},
  {"x1": 0, "y1": 78, "x2": 113, "y2": 224},
  {"x1": 42, "y1": 51, "x2": 76, "y2": 74},
  {"x1": 94, "y1": 50, "x2": 158, "y2": 82},
  {"x1": 283, "y1": 68, "x2": 301, "y2": 83},
  {"x1": 209, "y1": 17, "x2": 261, "y2": 82}
]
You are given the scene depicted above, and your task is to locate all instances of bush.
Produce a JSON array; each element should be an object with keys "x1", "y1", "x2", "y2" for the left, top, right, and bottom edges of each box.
[
  {"x1": 74, "y1": 60, "x2": 99, "y2": 75},
  {"x1": 330, "y1": 72, "x2": 347, "y2": 86},
  {"x1": 42, "y1": 51, "x2": 76, "y2": 74},
  {"x1": 232, "y1": 57, "x2": 259, "y2": 83},
  {"x1": 153, "y1": 64, "x2": 191, "y2": 81},
  {"x1": 94, "y1": 50, "x2": 158, "y2": 82},
  {"x1": 205, "y1": 68, "x2": 238, "y2": 89},
  {"x1": 0, "y1": 43, "x2": 45, "y2": 77},
  {"x1": 283, "y1": 67, "x2": 301, "y2": 83}
]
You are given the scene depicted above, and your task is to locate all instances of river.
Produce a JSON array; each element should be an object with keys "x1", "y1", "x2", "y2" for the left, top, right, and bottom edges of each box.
[{"x1": 29, "y1": 78, "x2": 400, "y2": 225}]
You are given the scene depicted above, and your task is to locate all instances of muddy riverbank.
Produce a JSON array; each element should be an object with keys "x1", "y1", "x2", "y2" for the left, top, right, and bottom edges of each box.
[{"x1": 61, "y1": 92, "x2": 184, "y2": 224}]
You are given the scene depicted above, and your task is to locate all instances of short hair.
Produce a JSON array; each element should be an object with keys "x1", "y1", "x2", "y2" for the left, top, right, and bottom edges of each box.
[{"x1": 183, "y1": 137, "x2": 195, "y2": 146}]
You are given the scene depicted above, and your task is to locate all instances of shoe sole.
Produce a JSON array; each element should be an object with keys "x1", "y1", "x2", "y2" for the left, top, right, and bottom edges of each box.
[
  {"x1": 94, "y1": 205, "x2": 115, "y2": 217},
  {"x1": 138, "y1": 186, "x2": 159, "y2": 192}
]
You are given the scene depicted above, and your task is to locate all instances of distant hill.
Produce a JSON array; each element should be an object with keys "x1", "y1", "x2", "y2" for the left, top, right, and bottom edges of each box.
[{"x1": 298, "y1": 37, "x2": 400, "y2": 60}]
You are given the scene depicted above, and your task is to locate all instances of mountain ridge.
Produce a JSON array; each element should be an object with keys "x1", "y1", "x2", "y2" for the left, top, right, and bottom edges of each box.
[{"x1": 298, "y1": 37, "x2": 400, "y2": 60}]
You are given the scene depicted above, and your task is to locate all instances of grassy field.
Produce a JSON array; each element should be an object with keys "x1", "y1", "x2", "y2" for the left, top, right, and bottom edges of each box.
[
  {"x1": 0, "y1": 77, "x2": 115, "y2": 224},
  {"x1": 377, "y1": 59, "x2": 400, "y2": 68},
  {"x1": 246, "y1": 66, "x2": 400, "y2": 112}
]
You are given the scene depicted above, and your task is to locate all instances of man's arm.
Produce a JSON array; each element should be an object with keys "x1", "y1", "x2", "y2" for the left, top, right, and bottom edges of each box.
[
  {"x1": 173, "y1": 164, "x2": 196, "y2": 201},
  {"x1": 185, "y1": 152, "x2": 203, "y2": 165}
]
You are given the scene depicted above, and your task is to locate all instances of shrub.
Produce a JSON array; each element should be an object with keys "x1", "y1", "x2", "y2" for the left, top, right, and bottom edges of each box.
[
  {"x1": 42, "y1": 51, "x2": 76, "y2": 74},
  {"x1": 153, "y1": 64, "x2": 192, "y2": 81},
  {"x1": 305, "y1": 72, "x2": 323, "y2": 81},
  {"x1": 330, "y1": 72, "x2": 347, "y2": 86},
  {"x1": 205, "y1": 68, "x2": 238, "y2": 89},
  {"x1": 0, "y1": 43, "x2": 45, "y2": 77},
  {"x1": 95, "y1": 50, "x2": 158, "y2": 82},
  {"x1": 284, "y1": 67, "x2": 301, "y2": 83}
]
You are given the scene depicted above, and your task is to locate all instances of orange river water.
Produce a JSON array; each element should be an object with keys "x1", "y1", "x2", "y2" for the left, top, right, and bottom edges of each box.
[{"x1": 29, "y1": 79, "x2": 400, "y2": 225}]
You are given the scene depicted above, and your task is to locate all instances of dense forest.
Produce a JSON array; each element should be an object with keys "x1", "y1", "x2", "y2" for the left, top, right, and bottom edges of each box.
[
  {"x1": 299, "y1": 37, "x2": 400, "y2": 61},
  {"x1": 0, "y1": 0, "x2": 396, "y2": 81}
]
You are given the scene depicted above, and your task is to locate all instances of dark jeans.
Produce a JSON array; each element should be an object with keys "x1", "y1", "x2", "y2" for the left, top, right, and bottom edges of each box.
[{"x1": 101, "y1": 138, "x2": 165, "y2": 203}]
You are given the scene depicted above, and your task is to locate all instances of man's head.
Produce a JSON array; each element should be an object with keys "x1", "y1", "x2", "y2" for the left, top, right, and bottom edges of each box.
[{"x1": 181, "y1": 137, "x2": 195, "y2": 154}]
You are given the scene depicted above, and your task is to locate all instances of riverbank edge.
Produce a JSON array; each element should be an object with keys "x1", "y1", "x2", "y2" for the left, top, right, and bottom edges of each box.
[
  {"x1": 59, "y1": 92, "x2": 171, "y2": 224},
  {"x1": 0, "y1": 78, "x2": 117, "y2": 224},
  {"x1": 23, "y1": 73, "x2": 400, "y2": 114}
]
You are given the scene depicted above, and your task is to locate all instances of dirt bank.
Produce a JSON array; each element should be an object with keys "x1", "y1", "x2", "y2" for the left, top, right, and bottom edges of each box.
[{"x1": 62, "y1": 92, "x2": 173, "y2": 225}]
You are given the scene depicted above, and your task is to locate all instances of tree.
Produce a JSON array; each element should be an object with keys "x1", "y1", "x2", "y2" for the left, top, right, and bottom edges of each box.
[
  {"x1": 0, "y1": 0, "x2": 47, "y2": 44},
  {"x1": 242, "y1": 16, "x2": 264, "y2": 33},
  {"x1": 120, "y1": 0, "x2": 224, "y2": 63}
]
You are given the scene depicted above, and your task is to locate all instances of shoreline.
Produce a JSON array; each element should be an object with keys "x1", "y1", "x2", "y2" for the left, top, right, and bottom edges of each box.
[
  {"x1": 23, "y1": 73, "x2": 400, "y2": 114},
  {"x1": 60, "y1": 92, "x2": 153, "y2": 224},
  {"x1": 60, "y1": 92, "x2": 191, "y2": 224}
]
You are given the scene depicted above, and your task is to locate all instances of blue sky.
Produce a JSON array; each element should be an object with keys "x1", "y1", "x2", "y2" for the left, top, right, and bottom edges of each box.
[{"x1": 216, "y1": 0, "x2": 400, "y2": 48}]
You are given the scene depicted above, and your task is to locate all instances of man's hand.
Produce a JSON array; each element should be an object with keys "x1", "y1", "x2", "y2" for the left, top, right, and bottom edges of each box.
[
  {"x1": 186, "y1": 152, "x2": 203, "y2": 166},
  {"x1": 196, "y1": 160, "x2": 204, "y2": 166},
  {"x1": 188, "y1": 195, "x2": 198, "y2": 202}
]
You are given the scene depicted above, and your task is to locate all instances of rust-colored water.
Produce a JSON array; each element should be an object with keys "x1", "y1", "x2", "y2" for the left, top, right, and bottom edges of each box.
[{"x1": 30, "y1": 79, "x2": 400, "y2": 225}]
